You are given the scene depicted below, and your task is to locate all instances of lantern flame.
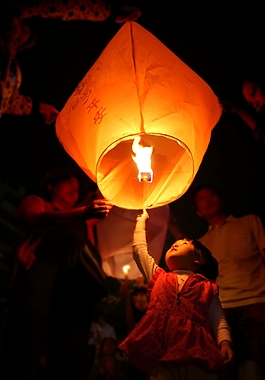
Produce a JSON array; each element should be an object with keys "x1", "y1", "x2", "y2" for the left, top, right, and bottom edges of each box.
[
  {"x1": 122, "y1": 264, "x2": 131, "y2": 274},
  {"x1": 132, "y1": 136, "x2": 153, "y2": 182},
  {"x1": 122, "y1": 264, "x2": 131, "y2": 279}
]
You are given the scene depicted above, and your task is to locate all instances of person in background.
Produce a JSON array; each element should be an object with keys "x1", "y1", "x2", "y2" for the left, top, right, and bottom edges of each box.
[
  {"x1": 118, "y1": 208, "x2": 234, "y2": 380},
  {"x1": 2, "y1": 167, "x2": 113, "y2": 380},
  {"x1": 90, "y1": 336, "x2": 128, "y2": 380},
  {"x1": 221, "y1": 71, "x2": 265, "y2": 144},
  {"x1": 98, "y1": 312, "x2": 117, "y2": 342},
  {"x1": 119, "y1": 279, "x2": 149, "y2": 380},
  {"x1": 88, "y1": 316, "x2": 102, "y2": 377},
  {"x1": 191, "y1": 184, "x2": 265, "y2": 380},
  {"x1": 119, "y1": 278, "x2": 148, "y2": 334},
  {"x1": 87, "y1": 310, "x2": 118, "y2": 377}
]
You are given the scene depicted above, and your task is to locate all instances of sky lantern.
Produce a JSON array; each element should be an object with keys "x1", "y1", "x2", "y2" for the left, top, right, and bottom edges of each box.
[{"x1": 56, "y1": 21, "x2": 221, "y2": 210}]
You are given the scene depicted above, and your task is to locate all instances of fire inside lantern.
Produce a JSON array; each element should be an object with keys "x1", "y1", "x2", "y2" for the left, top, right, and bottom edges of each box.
[
  {"x1": 122, "y1": 264, "x2": 131, "y2": 279},
  {"x1": 132, "y1": 136, "x2": 153, "y2": 183}
]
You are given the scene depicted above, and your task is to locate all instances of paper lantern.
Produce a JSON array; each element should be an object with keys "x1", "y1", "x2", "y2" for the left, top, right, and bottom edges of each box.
[
  {"x1": 56, "y1": 21, "x2": 221, "y2": 210},
  {"x1": 96, "y1": 205, "x2": 170, "y2": 279}
]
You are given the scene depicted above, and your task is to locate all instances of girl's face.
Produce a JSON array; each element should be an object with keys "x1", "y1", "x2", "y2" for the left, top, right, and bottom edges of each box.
[
  {"x1": 242, "y1": 80, "x2": 265, "y2": 113},
  {"x1": 165, "y1": 239, "x2": 201, "y2": 272},
  {"x1": 49, "y1": 177, "x2": 80, "y2": 209}
]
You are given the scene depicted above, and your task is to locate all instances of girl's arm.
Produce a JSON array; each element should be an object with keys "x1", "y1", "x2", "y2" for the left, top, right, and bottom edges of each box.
[
  {"x1": 209, "y1": 295, "x2": 234, "y2": 364},
  {"x1": 132, "y1": 209, "x2": 159, "y2": 283}
]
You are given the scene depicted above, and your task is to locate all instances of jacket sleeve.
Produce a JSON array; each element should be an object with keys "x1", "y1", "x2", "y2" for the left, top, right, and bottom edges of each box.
[
  {"x1": 132, "y1": 229, "x2": 159, "y2": 283},
  {"x1": 209, "y1": 295, "x2": 232, "y2": 346}
]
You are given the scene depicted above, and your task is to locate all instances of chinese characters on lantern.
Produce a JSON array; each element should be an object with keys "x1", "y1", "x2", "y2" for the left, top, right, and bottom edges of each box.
[{"x1": 69, "y1": 61, "x2": 107, "y2": 124}]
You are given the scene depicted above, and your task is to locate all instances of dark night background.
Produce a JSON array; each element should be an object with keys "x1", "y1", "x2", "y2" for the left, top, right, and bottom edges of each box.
[{"x1": 1, "y1": 0, "x2": 265, "y2": 239}]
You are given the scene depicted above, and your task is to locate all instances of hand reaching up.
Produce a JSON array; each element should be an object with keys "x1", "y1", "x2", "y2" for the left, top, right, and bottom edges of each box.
[{"x1": 135, "y1": 208, "x2": 149, "y2": 230}]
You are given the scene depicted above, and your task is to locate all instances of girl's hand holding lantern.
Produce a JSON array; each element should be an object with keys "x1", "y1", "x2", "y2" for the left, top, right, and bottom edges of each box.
[{"x1": 135, "y1": 208, "x2": 149, "y2": 230}]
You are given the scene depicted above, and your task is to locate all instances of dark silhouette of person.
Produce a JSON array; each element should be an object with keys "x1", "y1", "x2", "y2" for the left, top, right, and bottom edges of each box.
[
  {"x1": 191, "y1": 184, "x2": 265, "y2": 380},
  {"x1": 2, "y1": 167, "x2": 113, "y2": 380}
]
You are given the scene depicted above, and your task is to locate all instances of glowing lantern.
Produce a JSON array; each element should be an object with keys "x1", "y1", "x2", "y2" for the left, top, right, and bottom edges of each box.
[
  {"x1": 56, "y1": 21, "x2": 221, "y2": 210},
  {"x1": 96, "y1": 205, "x2": 170, "y2": 279}
]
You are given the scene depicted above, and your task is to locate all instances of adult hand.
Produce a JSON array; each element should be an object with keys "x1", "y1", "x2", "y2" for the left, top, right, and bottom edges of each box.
[
  {"x1": 84, "y1": 199, "x2": 113, "y2": 219},
  {"x1": 219, "y1": 99, "x2": 238, "y2": 113},
  {"x1": 79, "y1": 191, "x2": 98, "y2": 206}
]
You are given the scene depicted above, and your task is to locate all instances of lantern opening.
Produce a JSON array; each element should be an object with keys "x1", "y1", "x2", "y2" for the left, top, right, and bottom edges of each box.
[{"x1": 132, "y1": 136, "x2": 153, "y2": 183}]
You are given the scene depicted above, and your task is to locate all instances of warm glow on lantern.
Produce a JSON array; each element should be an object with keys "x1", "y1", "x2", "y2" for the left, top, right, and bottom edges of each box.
[
  {"x1": 132, "y1": 136, "x2": 153, "y2": 183},
  {"x1": 56, "y1": 21, "x2": 222, "y2": 210}
]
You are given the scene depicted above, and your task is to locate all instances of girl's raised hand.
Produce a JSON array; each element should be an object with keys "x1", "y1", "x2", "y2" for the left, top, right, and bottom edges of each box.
[
  {"x1": 136, "y1": 208, "x2": 149, "y2": 222},
  {"x1": 135, "y1": 209, "x2": 149, "y2": 230}
]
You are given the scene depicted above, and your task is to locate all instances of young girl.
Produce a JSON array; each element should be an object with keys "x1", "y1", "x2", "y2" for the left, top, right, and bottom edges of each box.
[{"x1": 118, "y1": 209, "x2": 234, "y2": 380}]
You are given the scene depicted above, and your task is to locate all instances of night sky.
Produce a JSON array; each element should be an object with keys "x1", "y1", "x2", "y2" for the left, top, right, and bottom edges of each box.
[{"x1": 1, "y1": 0, "x2": 265, "y2": 238}]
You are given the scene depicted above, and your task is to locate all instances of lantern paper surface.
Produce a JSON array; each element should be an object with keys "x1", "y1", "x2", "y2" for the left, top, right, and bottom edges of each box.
[
  {"x1": 96, "y1": 205, "x2": 170, "y2": 279},
  {"x1": 56, "y1": 21, "x2": 221, "y2": 209}
]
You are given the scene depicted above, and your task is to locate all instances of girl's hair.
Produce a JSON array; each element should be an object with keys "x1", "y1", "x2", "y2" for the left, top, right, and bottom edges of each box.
[
  {"x1": 187, "y1": 237, "x2": 219, "y2": 281},
  {"x1": 40, "y1": 167, "x2": 85, "y2": 202}
]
